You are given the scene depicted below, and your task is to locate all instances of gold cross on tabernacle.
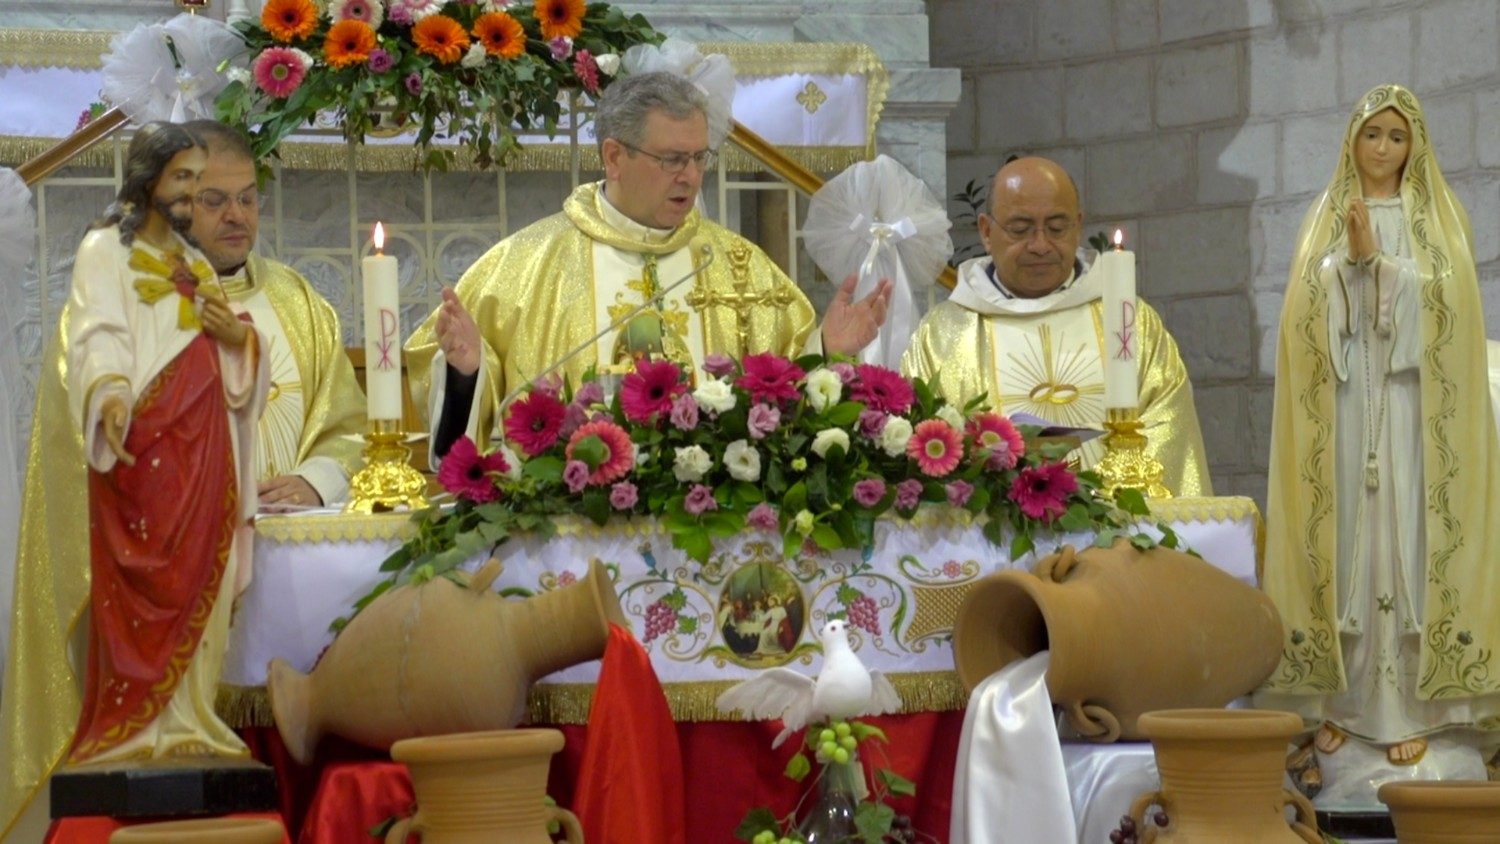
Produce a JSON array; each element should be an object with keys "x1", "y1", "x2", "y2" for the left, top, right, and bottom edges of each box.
[{"x1": 685, "y1": 244, "x2": 799, "y2": 355}]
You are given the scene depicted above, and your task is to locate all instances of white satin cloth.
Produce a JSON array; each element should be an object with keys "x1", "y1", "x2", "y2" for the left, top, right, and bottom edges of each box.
[{"x1": 951, "y1": 652, "x2": 1164, "y2": 844}]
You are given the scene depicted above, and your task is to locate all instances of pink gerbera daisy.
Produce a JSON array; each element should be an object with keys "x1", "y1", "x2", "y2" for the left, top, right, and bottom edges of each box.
[
  {"x1": 565, "y1": 420, "x2": 636, "y2": 486},
  {"x1": 252, "y1": 47, "x2": 309, "y2": 98},
  {"x1": 967, "y1": 411, "x2": 1026, "y2": 470},
  {"x1": 573, "y1": 49, "x2": 600, "y2": 94},
  {"x1": 619, "y1": 359, "x2": 686, "y2": 424},
  {"x1": 1009, "y1": 461, "x2": 1079, "y2": 522},
  {"x1": 851, "y1": 364, "x2": 916, "y2": 414},
  {"x1": 907, "y1": 419, "x2": 964, "y2": 477},
  {"x1": 736, "y1": 353, "x2": 805, "y2": 405},
  {"x1": 503, "y1": 389, "x2": 567, "y2": 457},
  {"x1": 436, "y1": 435, "x2": 509, "y2": 502}
]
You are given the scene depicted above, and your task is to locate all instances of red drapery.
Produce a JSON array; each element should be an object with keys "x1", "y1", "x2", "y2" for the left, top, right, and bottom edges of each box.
[
  {"x1": 281, "y1": 711, "x2": 963, "y2": 843},
  {"x1": 70, "y1": 335, "x2": 238, "y2": 761}
]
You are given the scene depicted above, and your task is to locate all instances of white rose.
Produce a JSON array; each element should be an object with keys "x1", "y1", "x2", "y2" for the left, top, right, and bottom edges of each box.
[
  {"x1": 227, "y1": 66, "x2": 251, "y2": 86},
  {"x1": 595, "y1": 53, "x2": 621, "y2": 77},
  {"x1": 804, "y1": 368, "x2": 842, "y2": 414},
  {"x1": 880, "y1": 416, "x2": 913, "y2": 457},
  {"x1": 723, "y1": 439, "x2": 762, "y2": 482},
  {"x1": 693, "y1": 378, "x2": 737, "y2": 415},
  {"x1": 409, "y1": 0, "x2": 443, "y2": 21},
  {"x1": 673, "y1": 445, "x2": 712, "y2": 482},
  {"x1": 936, "y1": 405, "x2": 965, "y2": 430},
  {"x1": 460, "y1": 43, "x2": 487, "y2": 69},
  {"x1": 811, "y1": 428, "x2": 851, "y2": 459},
  {"x1": 291, "y1": 48, "x2": 315, "y2": 71}
]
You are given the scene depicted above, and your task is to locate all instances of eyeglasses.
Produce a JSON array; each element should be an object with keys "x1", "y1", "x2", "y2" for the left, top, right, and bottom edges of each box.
[
  {"x1": 988, "y1": 215, "x2": 1077, "y2": 242},
  {"x1": 620, "y1": 143, "x2": 717, "y2": 174},
  {"x1": 195, "y1": 188, "x2": 264, "y2": 213}
]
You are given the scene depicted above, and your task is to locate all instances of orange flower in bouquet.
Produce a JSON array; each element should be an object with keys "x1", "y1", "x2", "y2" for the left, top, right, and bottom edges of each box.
[
  {"x1": 536, "y1": 0, "x2": 586, "y2": 40},
  {"x1": 473, "y1": 12, "x2": 526, "y2": 60},
  {"x1": 261, "y1": 0, "x2": 319, "y2": 42},
  {"x1": 323, "y1": 19, "x2": 377, "y2": 68},
  {"x1": 411, "y1": 14, "x2": 470, "y2": 64}
]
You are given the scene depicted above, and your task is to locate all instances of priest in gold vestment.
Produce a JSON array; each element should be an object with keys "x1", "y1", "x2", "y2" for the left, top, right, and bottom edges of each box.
[
  {"x1": 1259, "y1": 85, "x2": 1500, "y2": 784},
  {"x1": 902, "y1": 157, "x2": 1211, "y2": 496},
  {"x1": 406, "y1": 72, "x2": 892, "y2": 459},
  {"x1": 1, "y1": 123, "x2": 364, "y2": 838}
]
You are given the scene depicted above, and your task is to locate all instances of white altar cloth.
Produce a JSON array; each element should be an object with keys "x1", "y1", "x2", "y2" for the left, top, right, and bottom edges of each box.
[{"x1": 224, "y1": 497, "x2": 1261, "y2": 719}]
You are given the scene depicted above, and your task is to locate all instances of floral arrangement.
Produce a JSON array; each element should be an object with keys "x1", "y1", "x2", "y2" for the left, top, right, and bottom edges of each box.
[
  {"x1": 342, "y1": 353, "x2": 1178, "y2": 628},
  {"x1": 214, "y1": 0, "x2": 661, "y2": 169}
]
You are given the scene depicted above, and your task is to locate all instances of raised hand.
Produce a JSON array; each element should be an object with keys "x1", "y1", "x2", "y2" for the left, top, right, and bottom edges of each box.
[
  {"x1": 100, "y1": 393, "x2": 136, "y2": 467},
  {"x1": 436, "y1": 286, "x2": 481, "y2": 377},
  {"x1": 821, "y1": 274, "x2": 893, "y2": 357}
]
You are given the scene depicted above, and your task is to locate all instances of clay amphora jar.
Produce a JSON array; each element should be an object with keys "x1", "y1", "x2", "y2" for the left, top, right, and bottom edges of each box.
[
  {"x1": 952, "y1": 540, "x2": 1283, "y2": 740},
  {"x1": 1378, "y1": 780, "x2": 1500, "y2": 842},
  {"x1": 108, "y1": 817, "x2": 286, "y2": 843},
  {"x1": 384, "y1": 728, "x2": 582, "y2": 844},
  {"x1": 1128, "y1": 709, "x2": 1320, "y2": 843},
  {"x1": 269, "y1": 557, "x2": 625, "y2": 763}
]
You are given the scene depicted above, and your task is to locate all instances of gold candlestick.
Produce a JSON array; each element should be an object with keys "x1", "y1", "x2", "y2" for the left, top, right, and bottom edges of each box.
[
  {"x1": 345, "y1": 420, "x2": 430, "y2": 513},
  {"x1": 1097, "y1": 407, "x2": 1171, "y2": 500}
]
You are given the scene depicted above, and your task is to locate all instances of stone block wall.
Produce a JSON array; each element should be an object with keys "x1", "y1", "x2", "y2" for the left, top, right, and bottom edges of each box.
[{"x1": 934, "y1": 0, "x2": 1500, "y2": 507}]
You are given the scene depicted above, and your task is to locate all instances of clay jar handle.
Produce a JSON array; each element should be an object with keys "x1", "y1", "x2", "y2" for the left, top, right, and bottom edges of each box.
[
  {"x1": 550, "y1": 805, "x2": 586, "y2": 843},
  {"x1": 384, "y1": 811, "x2": 425, "y2": 843},
  {"x1": 1281, "y1": 788, "x2": 1321, "y2": 844},
  {"x1": 1127, "y1": 789, "x2": 1167, "y2": 844}
]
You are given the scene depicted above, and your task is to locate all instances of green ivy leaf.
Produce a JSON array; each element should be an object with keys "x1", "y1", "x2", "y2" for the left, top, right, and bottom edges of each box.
[
  {"x1": 812, "y1": 524, "x2": 842, "y2": 551},
  {"x1": 824, "y1": 401, "x2": 863, "y2": 427},
  {"x1": 850, "y1": 721, "x2": 888, "y2": 744},
  {"x1": 854, "y1": 801, "x2": 896, "y2": 841},
  {"x1": 784, "y1": 752, "x2": 812, "y2": 783},
  {"x1": 876, "y1": 768, "x2": 917, "y2": 797},
  {"x1": 524, "y1": 455, "x2": 564, "y2": 483},
  {"x1": 1059, "y1": 502, "x2": 1093, "y2": 533},
  {"x1": 570, "y1": 434, "x2": 608, "y2": 469},
  {"x1": 733, "y1": 807, "x2": 781, "y2": 842},
  {"x1": 1113, "y1": 487, "x2": 1150, "y2": 516},
  {"x1": 1009, "y1": 531, "x2": 1035, "y2": 560}
]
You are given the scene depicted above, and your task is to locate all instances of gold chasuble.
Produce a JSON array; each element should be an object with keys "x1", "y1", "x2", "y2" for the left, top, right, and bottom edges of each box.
[
  {"x1": 406, "y1": 182, "x2": 817, "y2": 448},
  {"x1": 1, "y1": 254, "x2": 363, "y2": 837},
  {"x1": 1260, "y1": 85, "x2": 1500, "y2": 722},
  {"x1": 903, "y1": 254, "x2": 1211, "y2": 497}
]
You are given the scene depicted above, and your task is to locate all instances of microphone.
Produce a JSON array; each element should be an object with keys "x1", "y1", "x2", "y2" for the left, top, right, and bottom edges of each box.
[{"x1": 499, "y1": 243, "x2": 715, "y2": 408}]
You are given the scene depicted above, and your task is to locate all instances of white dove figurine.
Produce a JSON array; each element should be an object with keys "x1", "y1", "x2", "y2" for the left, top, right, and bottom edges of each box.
[{"x1": 715, "y1": 619, "x2": 903, "y2": 747}]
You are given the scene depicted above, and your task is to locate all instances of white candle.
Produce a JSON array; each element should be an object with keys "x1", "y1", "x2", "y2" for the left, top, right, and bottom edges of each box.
[
  {"x1": 362, "y1": 222, "x2": 403, "y2": 422},
  {"x1": 1099, "y1": 229, "x2": 1139, "y2": 410}
]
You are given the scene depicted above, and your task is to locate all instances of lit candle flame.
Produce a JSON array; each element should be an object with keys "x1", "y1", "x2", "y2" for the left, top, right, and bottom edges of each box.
[
  {"x1": 373, "y1": 222, "x2": 385, "y2": 253},
  {"x1": 1112, "y1": 228, "x2": 1124, "y2": 250}
]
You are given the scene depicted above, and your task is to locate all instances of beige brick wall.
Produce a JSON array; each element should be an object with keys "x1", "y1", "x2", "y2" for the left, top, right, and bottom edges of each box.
[{"x1": 933, "y1": 0, "x2": 1500, "y2": 507}]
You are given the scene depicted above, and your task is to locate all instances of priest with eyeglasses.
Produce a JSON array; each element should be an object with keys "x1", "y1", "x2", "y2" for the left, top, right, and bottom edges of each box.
[{"x1": 406, "y1": 70, "x2": 894, "y2": 462}]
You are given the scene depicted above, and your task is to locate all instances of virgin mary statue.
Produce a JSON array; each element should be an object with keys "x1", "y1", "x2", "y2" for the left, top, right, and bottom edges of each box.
[{"x1": 1260, "y1": 84, "x2": 1500, "y2": 800}]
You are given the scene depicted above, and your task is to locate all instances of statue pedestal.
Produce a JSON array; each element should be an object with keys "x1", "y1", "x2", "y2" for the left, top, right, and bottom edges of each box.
[
  {"x1": 50, "y1": 757, "x2": 278, "y2": 819},
  {"x1": 1314, "y1": 809, "x2": 1393, "y2": 840}
]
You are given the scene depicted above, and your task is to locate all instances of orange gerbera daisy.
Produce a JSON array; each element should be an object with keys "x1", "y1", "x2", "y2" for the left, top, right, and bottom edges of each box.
[
  {"x1": 535, "y1": 0, "x2": 585, "y2": 40},
  {"x1": 324, "y1": 19, "x2": 377, "y2": 68},
  {"x1": 412, "y1": 14, "x2": 470, "y2": 65},
  {"x1": 261, "y1": 0, "x2": 319, "y2": 43},
  {"x1": 473, "y1": 12, "x2": 526, "y2": 59}
]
